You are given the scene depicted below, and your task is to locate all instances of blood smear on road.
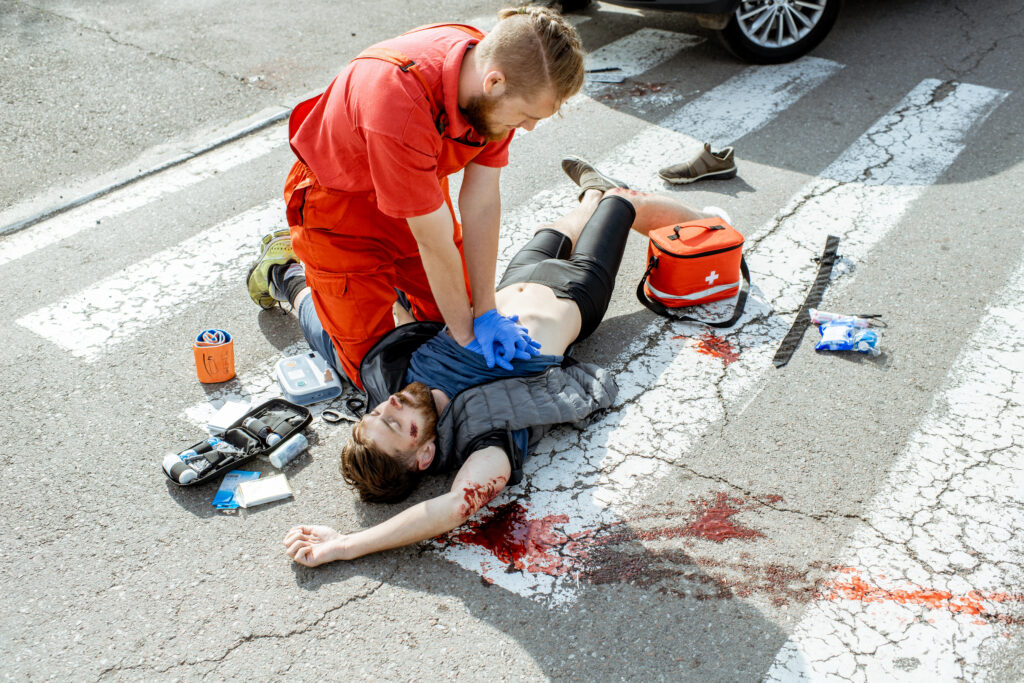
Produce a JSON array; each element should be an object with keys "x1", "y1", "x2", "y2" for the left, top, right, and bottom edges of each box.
[
  {"x1": 447, "y1": 493, "x2": 769, "y2": 579},
  {"x1": 820, "y1": 568, "x2": 1024, "y2": 626},
  {"x1": 673, "y1": 333, "x2": 740, "y2": 366}
]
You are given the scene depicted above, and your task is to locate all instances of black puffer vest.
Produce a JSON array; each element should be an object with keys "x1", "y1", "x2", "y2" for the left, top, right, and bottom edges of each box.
[{"x1": 359, "y1": 322, "x2": 618, "y2": 485}]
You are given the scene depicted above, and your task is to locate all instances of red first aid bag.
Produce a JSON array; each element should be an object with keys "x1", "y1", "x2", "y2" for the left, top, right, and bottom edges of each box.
[{"x1": 636, "y1": 217, "x2": 750, "y2": 328}]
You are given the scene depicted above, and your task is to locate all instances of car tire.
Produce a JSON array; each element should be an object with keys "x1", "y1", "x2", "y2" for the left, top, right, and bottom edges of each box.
[{"x1": 718, "y1": 0, "x2": 841, "y2": 64}]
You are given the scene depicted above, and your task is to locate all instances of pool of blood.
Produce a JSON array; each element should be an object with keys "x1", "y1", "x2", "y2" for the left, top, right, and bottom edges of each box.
[{"x1": 451, "y1": 502, "x2": 582, "y2": 576}]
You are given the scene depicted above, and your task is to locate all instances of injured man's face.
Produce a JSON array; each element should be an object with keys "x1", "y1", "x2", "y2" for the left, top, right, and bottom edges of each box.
[{"x1": 358, "y1": 382, "x2": 439, "y2": 461}]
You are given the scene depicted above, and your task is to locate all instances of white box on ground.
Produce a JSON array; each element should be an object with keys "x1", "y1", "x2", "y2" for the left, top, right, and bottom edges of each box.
[
  {"x1": 274, "y1": 351, "x2": 343, "y2": 405},
  {"x1": 235, "y1": 474, "x2": 293, "y2": 508}
]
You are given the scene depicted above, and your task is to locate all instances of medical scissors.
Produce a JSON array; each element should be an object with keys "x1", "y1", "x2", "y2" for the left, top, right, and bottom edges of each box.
[{"x1": 321, "y1": 397, "x2": 366, "y2": 424}]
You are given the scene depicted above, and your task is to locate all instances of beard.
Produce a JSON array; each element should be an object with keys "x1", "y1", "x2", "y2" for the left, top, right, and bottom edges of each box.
[
  {"x1": 398, "y1": 381, "x2": 439, "y2": 445},
  {"x1": 460, "y1": 94, "x2": 510, "y2": 143}
]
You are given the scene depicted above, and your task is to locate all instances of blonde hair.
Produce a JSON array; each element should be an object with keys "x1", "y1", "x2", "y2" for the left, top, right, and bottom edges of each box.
[{"x1": 478, "y1": 6, "x2": 586, "y2": 105}]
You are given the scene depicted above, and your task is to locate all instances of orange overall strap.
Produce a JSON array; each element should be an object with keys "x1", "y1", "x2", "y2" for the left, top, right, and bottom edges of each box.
[
  {"x1": 402, "y1": 22, "x2": 485, "y2": 40},
  {"x1": 290, "y1": 24, "x2": 484, "y2": 159},
  {"x1": 351, "y1": 46, "x2": 440, "y2": 120},
  {"x1": 350, "y1": 23, "x2": 485, "y2": 134}
]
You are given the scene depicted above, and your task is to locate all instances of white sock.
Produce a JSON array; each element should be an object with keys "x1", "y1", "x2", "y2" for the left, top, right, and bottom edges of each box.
[{"x1": 702, "y1": 205, "x2": 733, "y2": 225}]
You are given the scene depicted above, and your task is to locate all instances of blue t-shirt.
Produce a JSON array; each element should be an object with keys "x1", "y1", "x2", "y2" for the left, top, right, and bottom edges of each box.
[{"x1": 405, "y1": 330, "x2": 562, "y2": 461}]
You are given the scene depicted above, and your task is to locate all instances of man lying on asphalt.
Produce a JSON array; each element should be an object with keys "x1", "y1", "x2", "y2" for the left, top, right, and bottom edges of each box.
[{"x1": 279, "y1": 158, "x2": 731, "y2": 566}]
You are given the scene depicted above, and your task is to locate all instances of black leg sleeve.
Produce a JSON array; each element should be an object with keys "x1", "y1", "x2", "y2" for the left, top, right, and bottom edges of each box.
[{"x1": 570, "y1": 194, "x2": 637, "y2": 282}]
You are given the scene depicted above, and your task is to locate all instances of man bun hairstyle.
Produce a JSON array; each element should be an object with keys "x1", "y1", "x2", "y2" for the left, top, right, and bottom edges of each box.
[
  {"x1": 341, "y1": 423, "x2": 423, "y2": 504},
  {"x1": 482, "y1": 6, "x2": 586, "y2": 104}
]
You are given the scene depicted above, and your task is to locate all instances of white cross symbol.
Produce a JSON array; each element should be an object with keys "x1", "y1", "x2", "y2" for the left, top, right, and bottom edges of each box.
[{"x1": 705, "y1": 270, "x2": 719, "y2": 285}]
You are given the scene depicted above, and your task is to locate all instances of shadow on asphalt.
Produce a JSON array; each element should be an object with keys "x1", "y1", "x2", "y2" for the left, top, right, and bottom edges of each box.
[
  {"x1": 284, "y1": 514, "x2": 794, "y2": 680},
  {"x1": 571, "y1": 0, "x2": 1018, "y2": 186}
]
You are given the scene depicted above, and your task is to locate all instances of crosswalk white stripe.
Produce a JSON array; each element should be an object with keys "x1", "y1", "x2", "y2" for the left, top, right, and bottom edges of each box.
[
  {"x1": 584, "y1": 28, "x2": 703, "y2": 85},
  {"x1": 529, "y1": 28, "x2": 703, "y2": 130},
  {"x1": 608, "y1": 57, "x2": 844, "y2": 187},
  {"x1": 0, "y1": 126, "x2": 285, "y2": 269},
  {"x1": 16, "y1": 201, "x2": 284, "y2": 360},
  {"x1": 747, "y1": 80, "x2": 1009, "y2": 313},
  {"x1": 764, "y1": 255, "x2": 1024, "y2": 682},
  {"x1": 441, "y1": 78, "x2": 1009, "y2": 605}
]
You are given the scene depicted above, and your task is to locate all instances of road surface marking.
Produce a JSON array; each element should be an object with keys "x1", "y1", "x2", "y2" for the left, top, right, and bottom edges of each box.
[
  {"x1": 17, "y1": 201, "x2": 283, "y2": 360},
  {"x1": 442, "y1": 78, "x2": 1008, "y2": 606},
  {"x1": 530, "y1": 28, "x2": 704, "y2": 129},
  {"x1": 498, "y1": 56, "x2": 843, "y2": 269},
  {"x1": 584, "y1": 28, "x2": 702, "y2": 86},
  {"x1": 764, "y1": 252, "x2": 1024, "y2": 682},
  {"x1": 0, "y1": 125, "x2": 285, "y2": 268}
]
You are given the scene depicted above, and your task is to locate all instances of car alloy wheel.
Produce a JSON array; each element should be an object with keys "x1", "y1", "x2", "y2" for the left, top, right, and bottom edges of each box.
[{"x1": 720, "y1": 0, "x2": 842, "y2": 64}]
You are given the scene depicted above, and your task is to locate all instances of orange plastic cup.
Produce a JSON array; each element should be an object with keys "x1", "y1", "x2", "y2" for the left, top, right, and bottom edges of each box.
[{"x1": 193, "y1": 329, "x2": 235, "y2": 383}]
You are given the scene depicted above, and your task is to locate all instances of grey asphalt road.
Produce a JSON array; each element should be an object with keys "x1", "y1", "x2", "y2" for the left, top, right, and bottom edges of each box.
[{"x1": 1, "y1": 1, "x2": 1022, "y2": 681}]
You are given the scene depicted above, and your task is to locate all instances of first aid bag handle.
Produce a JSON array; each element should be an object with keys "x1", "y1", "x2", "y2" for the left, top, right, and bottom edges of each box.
[{"x1": 669, "y1": 223, "x2": 726, "y2": 240}]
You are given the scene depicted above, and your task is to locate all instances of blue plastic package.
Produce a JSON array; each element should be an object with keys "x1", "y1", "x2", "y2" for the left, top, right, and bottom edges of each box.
[
  {"x1": 815, "y1": 320, "x2": 880, "y2": 355},
  {"x1": 213, "y1": 470, "x2": 261, "y2": 509},
  {"x1": 853, "y1": 329, "x2": 880, "y2": 355}
]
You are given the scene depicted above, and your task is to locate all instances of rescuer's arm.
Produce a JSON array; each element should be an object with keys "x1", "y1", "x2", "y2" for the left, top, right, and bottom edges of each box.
[
  {"x1": 406, "y1": 207, "x2": 476, "y2": 345},
  {"x1": 458, "y1": 162, "x2": 502, "y2": 316}
]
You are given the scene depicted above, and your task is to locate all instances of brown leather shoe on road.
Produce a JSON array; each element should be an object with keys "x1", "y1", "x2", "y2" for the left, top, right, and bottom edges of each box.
[{"x1": 658, "y1": 143, "x2": 737, "y2": 184}]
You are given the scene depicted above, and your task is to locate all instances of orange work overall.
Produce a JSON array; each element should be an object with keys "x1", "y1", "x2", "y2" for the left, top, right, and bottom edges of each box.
[{"x1": 285, "y1": 24, "x2": 488, "y2": 390}]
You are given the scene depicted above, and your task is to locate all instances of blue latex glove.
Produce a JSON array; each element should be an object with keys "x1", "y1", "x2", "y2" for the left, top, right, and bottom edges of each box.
[
  {"x1": 467, "y1": 309, "x2": 542, "y2": 370},
  {"x1": 502, "y1": 314, "x2": 543, "y2": 365}
]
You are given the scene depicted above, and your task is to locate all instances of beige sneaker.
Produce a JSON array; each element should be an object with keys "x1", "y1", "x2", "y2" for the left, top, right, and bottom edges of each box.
[
  {"x1": 658, "y1": 143, "x2": 736, "y2": 184},
  {"x1": 561, "y1": 155, "x2": 629, "y2": 201}
]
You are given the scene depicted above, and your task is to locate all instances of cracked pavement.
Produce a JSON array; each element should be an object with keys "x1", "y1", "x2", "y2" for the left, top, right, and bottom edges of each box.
[
  {"x1": 766, "y1": 259, "x2": 1024, "y2": 681},
  {"x1": 1, "y1": 0, "x2": 1022, "y2": 680}
]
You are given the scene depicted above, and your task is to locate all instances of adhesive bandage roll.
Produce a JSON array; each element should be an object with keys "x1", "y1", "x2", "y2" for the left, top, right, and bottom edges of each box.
[{"x1": 193, "y1": 328, "x2": 235, "y2": 383}]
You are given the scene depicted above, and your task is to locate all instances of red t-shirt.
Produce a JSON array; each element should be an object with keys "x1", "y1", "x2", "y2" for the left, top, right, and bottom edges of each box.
[{"x1": 290, "y1": 25, "x2": 513, "y2": 219}]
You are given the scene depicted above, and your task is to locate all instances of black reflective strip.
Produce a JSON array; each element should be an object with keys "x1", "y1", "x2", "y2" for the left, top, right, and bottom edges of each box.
[{"x1": 772, "y1": 235, "x2": 841, "y2": 368}]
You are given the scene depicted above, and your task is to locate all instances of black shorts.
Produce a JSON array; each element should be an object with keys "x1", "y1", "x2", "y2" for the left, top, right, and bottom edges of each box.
[{"x1": 497, "y1": 195, "x2": 636, "y2": 342}]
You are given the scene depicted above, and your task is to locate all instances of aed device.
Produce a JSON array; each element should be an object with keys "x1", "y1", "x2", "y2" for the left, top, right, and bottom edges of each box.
[{"x1": 274, "y1": 351, "x2": 343, "y2": 405}]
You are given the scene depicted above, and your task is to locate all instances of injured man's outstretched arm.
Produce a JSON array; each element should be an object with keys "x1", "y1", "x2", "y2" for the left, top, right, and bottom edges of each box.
[
  {"x1": 285, "y1": 172, "x2": 727, "y2": 567},
  {"x1": 285, "y1": 445, "x2": 510, "y2": 566}
]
